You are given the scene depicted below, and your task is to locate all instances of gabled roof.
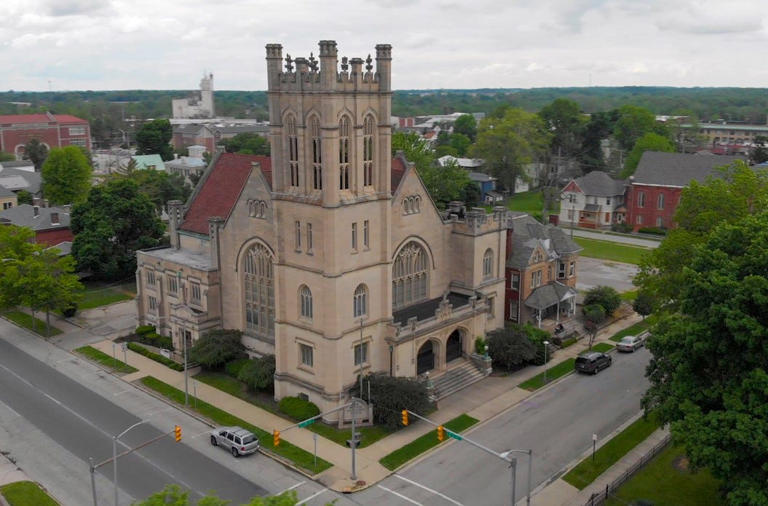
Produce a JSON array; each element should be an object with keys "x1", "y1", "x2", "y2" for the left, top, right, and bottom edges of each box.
[
  {"x1": 506, "y1": 213, "x2": 581, "y2": 269},
  {"x1": 0, "y1": 204, "x2": 70, "y2": 230},
  {"x1": 0, "y1": 168, "x2": 41, "y2": 194},
  {"x1": 0, "y1": 186, "x2": 15, "y2": 198},
  {"x1": 525, "y1": 282, "x2": 577, "y2": 310},
  {"x1": 633, "y1": 152, "x2": 743, "y2": 187},
  {"x1": 180, "y1": 153, "x2": 271, "y2": 235},
  {"x1": 572, "y1": 171, "x2": 625, "y2": 196},
  {"x1": 131, "y1": 154, "x2": 166, "y2": 171}
]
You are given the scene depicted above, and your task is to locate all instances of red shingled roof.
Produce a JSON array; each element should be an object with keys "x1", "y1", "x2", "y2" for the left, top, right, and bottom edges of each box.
[
  {"x1": 0, "y1": 113, "x2": 88, "y2": 125},
  {"x1": 391, "y1": 155, "x2": 407, "y2": 192},
  {"x1": 180, "y1": 153, "x2": 271, "y2": 235}
]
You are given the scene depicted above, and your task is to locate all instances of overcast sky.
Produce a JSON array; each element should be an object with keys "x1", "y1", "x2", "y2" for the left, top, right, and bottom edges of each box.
[{"x1": 2, "y1": 0, "x2": 767, "y2": 91}]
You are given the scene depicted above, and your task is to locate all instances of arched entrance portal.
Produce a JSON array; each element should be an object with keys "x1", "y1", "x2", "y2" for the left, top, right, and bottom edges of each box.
[
  {"x1": 417, "y1": 341, "x2": 435, "y2": 375},
  {"x1": 446, "y1": 330, "x2": 463, "y2": 363}
]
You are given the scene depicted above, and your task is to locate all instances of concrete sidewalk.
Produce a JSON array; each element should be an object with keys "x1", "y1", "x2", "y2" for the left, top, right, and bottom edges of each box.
[{"x1": 83, "y1": 312, "x2": 641, "y2": 493}]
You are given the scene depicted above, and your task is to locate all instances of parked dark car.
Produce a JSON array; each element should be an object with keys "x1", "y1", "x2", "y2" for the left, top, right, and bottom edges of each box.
[{"x1": 575, "y1": 352, "x2": 612, "y2": 375}]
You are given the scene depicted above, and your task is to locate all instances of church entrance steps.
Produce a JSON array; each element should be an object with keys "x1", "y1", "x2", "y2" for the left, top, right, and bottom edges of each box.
[{"x1": 430, "y1": 359, "x2": 486, "y2": 400}]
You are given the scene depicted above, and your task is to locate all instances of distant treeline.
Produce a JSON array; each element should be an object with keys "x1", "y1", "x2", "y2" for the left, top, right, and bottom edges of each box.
[{"x1": 1, "y1": 87, "x2": 765, "y2": 147}]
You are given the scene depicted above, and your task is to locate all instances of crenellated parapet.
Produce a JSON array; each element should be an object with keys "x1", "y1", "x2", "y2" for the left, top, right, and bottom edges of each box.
[{"x1": 266, "y1": 40, "x2": 391, "y2": 93}]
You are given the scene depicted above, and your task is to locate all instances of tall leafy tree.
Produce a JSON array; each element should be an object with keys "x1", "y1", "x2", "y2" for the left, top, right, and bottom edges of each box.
[
  {"x1": 136, "y1": 119, "x2": 174, "y2": 161},
  {"x1": 539, "y1": 98, "x2": 585, "y2": 158},
  {"x1": 579, "y1": 109, "x2": 619, "y2": 172},
  {"x1": 222, "y1": 133, "x2": 270, "y2": 155},
  {"x1": 642, "y1": 213, "x2": 768, "y2": 505},
  {"x1": 453, "y1": 114, "x2": 477, "y2": 142},
  {"x1": 112, "y1": 168, "x2": 191, "y2": 211},
  {"x1": 620, "y1": 132, "x2": 675, "y2": 178},
  {"x1": 23, "y1": 138, "x2": 48, "y2": 170},
  {"x1": 41, "y1": 146, "x2": 93, "y2": 205},
  {"x1": 71, "y1": 178, "x2": 164, "y2": 281},
  {"x1": 752, "y1": 135, "x2": 768, "y2": 164},
  {"x1": 613, "y1": 105, "x2": 670, "y2": 151}
]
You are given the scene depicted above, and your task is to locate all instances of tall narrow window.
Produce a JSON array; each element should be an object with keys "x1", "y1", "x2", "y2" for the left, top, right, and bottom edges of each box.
[
  {"x1": 363, "y1": 220, "x2": 369, "y2": 248},
  {"x1": 295, "y1": 221, "x2": 301, "y2": 251},
  {"x1": 244, "y1": 244, "x2": 275, "y2": 339},
  {"x1": 306, "y1": 223, "x2": 313, "y2": 253},
  {"x1": 351, "y1": 223, "x2": 358, "y2": 251},
  {"x1": 286, "y1": 115, "x2": 299, "y2": 188},
  {"x1": 392, "y1": 242, "x2": 429, "y2": 309},
  {"x1": 637, "y1": 191, "x2": 646, "y2": 208},
  {"x1": 167, "y1": 275, "x2": 178, "y2": 295},
  {"x1": 310, "y1": 116, "x2": 322, "y2": 190},
  {"x1": 483, "y1": 249, "x2": 494, "y2": 280},
  {"x1": 657, "y1": 193, "x2": 665, "y2": 209},
  {"x1": 300, "y1": 344, "x2": 314, "y2": 367},
  {"x1": 299, "y1": 285, "x2": 313, "y2": 319},
  {"x1": 354, "y1": 342, "x2": 369, "y2": 366},
  {"x1": 363, "y1": 115, "x2": 375, "y2": 187},
  {"x1": 339, "y1": 116, "x2": 350, "y2": 190},
  {"x1": 191, "y1": 283, "x2": 201, "y2": 305},
  {"x1": 354, "y1": 284, "x2": 368, "y2": 318}
]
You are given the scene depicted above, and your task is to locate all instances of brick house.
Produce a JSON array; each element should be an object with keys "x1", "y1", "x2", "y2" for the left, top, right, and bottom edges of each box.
[
  {"x1": 0, "y1": 203, "x2": 73, "y2": 247},
  {"x1": 0, "y1": 113, "x2": 91, "y2": 157},
  {"x1": 505, "y1": 213, "x2": 581, "y2": 328},
  {"x1": 626, "y1": 152, "x2": 743, "y2": 231}
]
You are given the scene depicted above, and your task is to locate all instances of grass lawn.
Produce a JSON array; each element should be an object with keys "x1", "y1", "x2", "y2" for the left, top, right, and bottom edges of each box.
[
  {"x1": 507, "y1": 190, "x2": 545, "y2": 213},
  {"x1": 573, "y1": 237, "x2": 650, "y2": 265},
  {"x1": 2, "y1": 310, "x2": 62, "y2": 336},
  {"x1": 140, "y1": 376, "x2": 332, "y2": 474},
  {"x1": 589, "y1": 342, "x2": 615, "y2": 353},
  {"x1": 75, "y1": 346, "x2": 138, "y2": 374},
  {"x1": 379, "y1": 414, "x2": 478, "y2": 470},
  {"x1": 620, "y1": 289, "x2": 638, "y2": 301},
  {"x1": 518, "y1": 358, "x2": 576, "y2": 391},
  {"x1": 563, "y1": 414, "x2": 660, "y2": 489},
  {"x1": 195, "y1": 371, "x2": 393, "y2": 448},
  {"x1": 606, "y1": 444, "x2": 722, "y2": 506},
  {"x1": 1, "y1": 481, "x2": 58, "y2": 506},
  {"x1": 609, "y1": 320, "x2": 650, "y2": 342},
  {"x1": 78, "y1": 281, "x2": 135, "y2": 310}
]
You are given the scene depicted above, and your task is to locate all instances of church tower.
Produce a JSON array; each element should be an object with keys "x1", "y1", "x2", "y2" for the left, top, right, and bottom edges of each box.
[{"x1": 266, "y1": 41, "x2": 395, "y2": 413}]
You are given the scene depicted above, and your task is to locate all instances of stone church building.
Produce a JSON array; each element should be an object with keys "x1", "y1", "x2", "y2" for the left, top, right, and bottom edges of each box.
[{"x1": 136, "y1": 41, "x2": 509, "y2": 415}]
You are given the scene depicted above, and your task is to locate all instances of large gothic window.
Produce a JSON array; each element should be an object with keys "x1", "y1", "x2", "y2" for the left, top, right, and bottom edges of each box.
[
  {"x1": 363, "y1": 115, "x2": 375, "y2": 187},
  {"x1": 339, "y1": 116, "x2": 350, "y2": 190},
  {"x1": 244, "y1": 244, "x2": 274, "y2": 339},
  {"x1": 392, "y1": 242, "x2": 429, "y2": 310},
  {"x1": 483, "y1": 248, "x2": 494, "y2": 280},
  {"x1": 310, "y1": 116, "x2": 322, "y2": 190},
  {"x1": 286, "y1": 115, "x2": 299, "y2": 187},
  {"x1": 299, "y1": 285, "x2": 313, "y2": 319}
]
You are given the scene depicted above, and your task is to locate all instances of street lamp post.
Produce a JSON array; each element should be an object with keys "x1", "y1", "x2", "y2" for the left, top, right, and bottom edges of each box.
[
  {"x1": 113, "y1": 420, "x2": 148, "y2": 506},
  {"x1": 560, "y1": 192, "x2": 575, "y2": 238},
  {"x1": 543, "y1": 341, "x2": 550, "y2": 385},
  {"x1": 499, "y1": 448, "x2": 534, "y2": 506}
]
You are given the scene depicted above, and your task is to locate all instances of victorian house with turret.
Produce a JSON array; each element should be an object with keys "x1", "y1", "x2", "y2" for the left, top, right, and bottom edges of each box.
[{"x1": 136, "y1": 41, "x2": 509, "y2": 416}]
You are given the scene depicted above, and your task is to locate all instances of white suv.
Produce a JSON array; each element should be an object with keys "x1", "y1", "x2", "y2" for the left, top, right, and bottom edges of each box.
[{"x1": 210, "y1": 426, "x2": 260, "y2": 457}]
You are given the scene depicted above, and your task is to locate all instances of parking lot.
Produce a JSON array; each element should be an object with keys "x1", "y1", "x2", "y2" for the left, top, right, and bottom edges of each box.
[{"x1": 576, "y1": 257, "x2": 639, "y2": 294}]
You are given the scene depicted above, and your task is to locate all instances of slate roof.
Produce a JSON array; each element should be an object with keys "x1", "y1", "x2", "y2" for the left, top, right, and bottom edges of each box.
[
  {"x1": 0, "y1": 204, "x2": 70, "y2": 230},
  {"x1": 572, "y1": 171, "x2": 625, "y2": 196},
  {"x1": 633, "y1": 151, "x2": 743, "y2": 187},
  {"x1": 506, "y1": 214, "x2": 581, "y2": 269},
  {"x1": 0, "y1": 167, "x2": 41, "y2": 194},
  {"x1": 524, "y1": 282, "x2": 577, "y2": 310},
  {"x1": 392, "y1": 292, "x2": 470, "y2": 325},
  {"x1": 0, "y1": 160, "x2": 35, "y2": 170},
  {"x1": 0, "y1": 186, "x2": 15, "y2": 198},
  {"x1": 180, "y1": 153, "x2": 271, "y2": 235}
]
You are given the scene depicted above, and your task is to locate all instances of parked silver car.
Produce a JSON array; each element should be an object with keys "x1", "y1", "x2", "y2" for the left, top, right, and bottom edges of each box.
[
  {"x1": 210, "y1": 426, "x2": 260, "y2": 457},
  {"x1": 616, "y1": 334, "x2": 645, "y2": 352}
]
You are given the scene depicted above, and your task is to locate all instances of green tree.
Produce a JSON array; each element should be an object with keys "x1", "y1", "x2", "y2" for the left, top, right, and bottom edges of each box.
[
  {"x1": 453, "y1": 114, "x2": 477, "y2": 142},
  {"x1": 0, "y1": 225, "x2": 37, "y2": 309},
  {"x1": 364, "y1": 372, "x2": 431, "y2": 429},
  {"x1": 16, "y1": 190, "x2": 33, "y2": 205},
  {"x1": 632, "y1": 291, "x2": 654, "y2": 320},
  {"x1": 222, "y1": 133, "x2": 270, "y2": 156},
  {"x1": 539, "y1": 98, "x2": 585, "y2": 157},
  {"x1": 41, "y1": 146, "x2": 92, "y2": 205},
  {"x1": 113, "y1": 168, "x2": 191, "y2": 211},
  {"x1": 613, "y1": 105, "x2": 669, "y2": 151},
  {"x1": 471, "y1": 108, "x2": 550, "y2": 193},
  {"x1": 751, "y1": 135, "x2": 768, "y2": 164},
  {"x1": 579, "y1": 110, "x2": 619, "y2": 172},
  {"x1": 449, "y1": 133, "x2": 471, "y2": 157},
  {"x1": 189, "y1": 329, "x2": 245, "y2": 369},
  {"x1": 71, "y1": 178, "x2": 164, "y2": 281},
  {"x1": 486, "y1": 324, "x2": 543, "y2": 370},
  {"x1": 23, "y1": 138, "x2": 48, "y2": 170},
  {"x1": 136, "y1": 119, "x2": 174, "y2": 161},
  {"x1": 620, "y1": 132, "x2": 675, "y2": 178},
  {"x1": 583, "y1": 285, "x2": 621, "y2": 315},
  {"x1": 238, "y1": 354, "x2": 276, "y2": 392},
  {"x1": 642, "y1": 213, "x2": 768, "y2": 505}
]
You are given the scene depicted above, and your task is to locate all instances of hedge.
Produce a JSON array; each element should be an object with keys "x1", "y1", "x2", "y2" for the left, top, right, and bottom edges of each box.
[
  {"x1": 136, "y1": 325, "x2": 155, "y2": 336},
  {"x1": 128, "y1": 342, "x2": 184, "y2": 371},
  {"x1": 279, "y1": 396, "x2": 320, "y2": 421},
  {"x1": 225, "y1": 358, "x2": 250, "y2": 377}
]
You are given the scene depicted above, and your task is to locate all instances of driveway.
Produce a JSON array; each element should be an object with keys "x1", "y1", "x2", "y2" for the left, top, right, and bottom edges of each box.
[{"x1": 576, "y1": 257, "x2": 639, "y2": 294}]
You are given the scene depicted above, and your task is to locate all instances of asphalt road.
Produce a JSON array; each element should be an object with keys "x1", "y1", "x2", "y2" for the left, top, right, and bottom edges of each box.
[
  {"x1": 0, "y1": 321, "x2": 351, "y2": 506},
  {"x1": 362, "y1": 347, "x2": 651, "y2": 505}
]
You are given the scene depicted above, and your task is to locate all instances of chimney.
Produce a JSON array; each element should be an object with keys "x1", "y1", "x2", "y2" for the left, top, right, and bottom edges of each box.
[
  {"x1": 33, "y1": 206, "x2": 39, "y2": 217},
  {"x1": 167, "y1": 200, "x2": 183, "y2": 249}
]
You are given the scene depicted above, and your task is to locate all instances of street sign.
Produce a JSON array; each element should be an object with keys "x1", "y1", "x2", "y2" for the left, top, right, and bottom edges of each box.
[
  {"x1": 298, "y1": 419, "x2": 316, "y2": 428},
  {"x1": 447, "y1": 431, "x2": 463, "y2": 441}
]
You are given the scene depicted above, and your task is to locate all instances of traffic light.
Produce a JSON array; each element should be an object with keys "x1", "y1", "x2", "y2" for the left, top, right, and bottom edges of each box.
[
  {"x1": 401, "y1": 410, "x2": 409, "y2": 426},
  {"x1": 174, "y1": 425, "x2": 182, "y2": 442},
  {"x1": 437, "y1": 425, "x2": 444, "y2": 442},
  {"x1": 273, "y1": 430, "x2": 280, "y2": 447}
]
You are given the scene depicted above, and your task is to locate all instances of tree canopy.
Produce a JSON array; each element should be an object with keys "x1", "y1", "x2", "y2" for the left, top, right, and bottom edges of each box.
[
  {"x1": 539, "y1": 98, "x2": 585, "y2": 158},
  {"x1": 471, "y1": 107, "x2": 549, "y2": 192},
  {"x1": 112, "y1": 166, "x2": 191, "y2": 212},
  {"x1": 222, "y1": 133, "x2": 270, "y2": 155},
  {"x1": 613, "y1": 105, "x2": 670, "y2": 151},
  {"x1": 620, "y1": 132, "x2": 675, "y2": 178},
  {"x1": 71, "y1": 178, "x2": 164, "y2": 281},
  {"x1": 453, "y1": 114, "x2": 477, "y2": 142},
  {"x1": 136, "y1": 119, "x2": 174, "y2": 161},
  {"x1": 642, "y1": 212, "x2": 768, "y2": 505},
  {"x1": 41, "y1": 146, "x2": 93, "y2": 205},
  {"x1": 23, "y1": 138, "x2": 48, "y2": 170},
  {"x1": 190, "y1": 329, "x2": 245, "y2": 369}
]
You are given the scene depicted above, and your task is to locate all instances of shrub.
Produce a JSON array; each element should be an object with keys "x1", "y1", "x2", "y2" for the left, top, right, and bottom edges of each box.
[
  {"x1": 127, "y1": 342, "x2": 184, "y2": 371},
  {"x1": 525, "y1": 324, "x2": 554, "y2": 366},
  {"x1": 611, "y1": 223, "x2": 633, "y2": 233},
  {"x1": 238, "y1": 355, "x2": 276, "y2": 392},
  {"x1": 633, "y1": 291, "x2": 654, "y2": 319},
  {"x1": 583, "y1": 304, "x2": 607, "y2": 325},
  {"x1": 637, "y1": 226, "x2": 667, "y2": 236},
  {"x1": 136, "y1": 325, "x2": 155, "y2": 337},
  {"x1": 474, "y1": 337, "x2": 487, "y2": 355},
  {"x1": 225, "y1": 358, "x2": 250, "y2": 377},
  {"x1": 189, "y1": 329, "x2": 245, "y2": 369},
  {"x1": 487, "y1": 324, "x2": 537, "y2": 370},
  {"x1": 61, "y1": 302, "x2": 78, "y2": 318},
  {"x1": 279, "y1": 396, "x2": 320, "y2": 421},
  {"x1": 364, "y1": 373, "x2": 431, "y2": 429},
  {"x1": 584, "y1": 286, "x2": 621, "y2": 316},
  {"x1": 134, "y1": 331, "x2": 173, "y2": 350}
]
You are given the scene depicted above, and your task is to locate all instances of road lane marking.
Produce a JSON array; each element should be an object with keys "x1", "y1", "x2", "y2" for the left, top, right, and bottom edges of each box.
[
  {"x1": 394, "y1": 475, "x2": 463, "y2": 506},
  {"x1": 276, "y1": 480, "x2": 306, "y2": 496},
  {"x1": 296, "y1": 488, "x2": 327, "y2": 505},
  {"x1": 112, "y1": 390, "x2": 130, "y2": 396},
  {"x1": 377, "y1": 484, "x2": 423, "y2": 505}
]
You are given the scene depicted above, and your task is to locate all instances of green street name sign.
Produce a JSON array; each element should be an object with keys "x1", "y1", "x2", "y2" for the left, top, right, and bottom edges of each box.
[
  {"x1": 447, "y1": 432, "x2": 463, "y2": 441},
  {"x1": 298, "y1": 419, "x2": 316, "y2": 428}
]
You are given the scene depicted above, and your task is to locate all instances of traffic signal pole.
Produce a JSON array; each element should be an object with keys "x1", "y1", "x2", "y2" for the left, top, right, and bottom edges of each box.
[{"x1": 403, "y1": 410, "x2": 533, "y2": 506}]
